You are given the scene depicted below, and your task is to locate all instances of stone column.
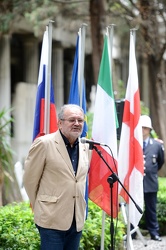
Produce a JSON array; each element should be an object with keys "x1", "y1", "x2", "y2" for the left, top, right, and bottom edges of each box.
[
  {"x1": 23, "y1": 36, "x2": 38, "y2": 84},
  {"x1": 52, "y1": 44, "x2": 64, "y2": 111},
  {"x1": 11, "y1": 82, "x2": 36, "y2": 163},
  {"x1": 0, "y1": 35, "x2": 11, "y2": 110}
]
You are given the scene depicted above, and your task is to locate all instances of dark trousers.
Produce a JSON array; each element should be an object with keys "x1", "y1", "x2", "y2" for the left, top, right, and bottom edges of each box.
[
  {"x1": 144, "y1": 192, "x2": 159, "y2": 237},
  {"x1": 36, "y1": 219, "x2": 82, "y2": 250}
]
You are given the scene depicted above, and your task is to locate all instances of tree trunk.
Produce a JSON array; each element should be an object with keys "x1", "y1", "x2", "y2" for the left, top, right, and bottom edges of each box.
[
  {"x1": 139, "y1": 0, "x2": 166, "y2": 176},
  {"x1": 148, "y1": 57, "x2": 166, "y2": 176},
  {"x1": 90, "y1": 0, "x2": 106, "y2": 84}
]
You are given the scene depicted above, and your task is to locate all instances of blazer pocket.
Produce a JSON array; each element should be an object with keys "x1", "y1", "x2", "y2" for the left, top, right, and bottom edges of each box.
[
  {"x1": 36, "y1": 195, "x2": 59, "y2": 225},
  {"x1": 38, "y1": 194, "x2": 58, "y2": 203}
]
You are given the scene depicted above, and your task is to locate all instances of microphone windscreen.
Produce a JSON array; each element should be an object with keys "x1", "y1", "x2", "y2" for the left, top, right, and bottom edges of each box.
[{"x1": 80, "y1": 137, "x2": 86, "y2": 143}]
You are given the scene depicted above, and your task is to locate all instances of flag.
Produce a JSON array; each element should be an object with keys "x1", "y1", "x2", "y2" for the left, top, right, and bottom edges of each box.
[
  {"x1": 89, "y1": 34, "x2": 119, "y2": 218},
  {"x1": 118, "y1": 31, "x2": 144, "y2": 226},
  {"x1": 32, "y1": 29, "x2": 58, "y2": 141},
  {"x1": 68, "y1": 29, "x2": 88, "y2": 216},
  {"x1": 68, "y1": 33, "x2": 88, "y2": 137}
]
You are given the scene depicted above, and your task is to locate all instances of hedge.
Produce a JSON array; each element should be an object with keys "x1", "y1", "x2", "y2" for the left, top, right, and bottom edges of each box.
[{"x1": 0, "y1": 177, "x2": 165, "y2": 249}]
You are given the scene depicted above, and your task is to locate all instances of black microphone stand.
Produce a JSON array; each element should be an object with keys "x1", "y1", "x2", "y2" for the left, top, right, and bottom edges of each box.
[{"x1": 91, "y1": 145, "x2": 143, "y2": 250}]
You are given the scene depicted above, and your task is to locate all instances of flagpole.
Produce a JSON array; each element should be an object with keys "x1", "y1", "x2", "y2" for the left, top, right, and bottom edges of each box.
[
  {"x1": 126, "y1": 28, "x2": 137, "y2": 250},
  {"x1": 44, "y1": 20, "x2": 54, "y2": 134},
  {"x1": 127, "y1": 204, "x2": 134, "y2": 250},
  {"x1": 100, "y1": 211, "x2": 105, "y2": 250},
  {"x1": 107, "y1": 24, "x2": 118, "y2": 250},
  {"x1": 131, "y1": 28, "x2": 137, "y2": 45},
  {"x1": 78, "y1": 23, "x2": 87, "y2": 108},
  {"x1": 107, "y1": 24, "x2": 116, "y2": 64},
  {"x1": 100, "y1": 25, "x2": 116, "y2": 250}
]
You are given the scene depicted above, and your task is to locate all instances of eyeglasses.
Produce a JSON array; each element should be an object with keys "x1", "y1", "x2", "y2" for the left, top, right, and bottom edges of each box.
[{"x1": 61, "y1": 118, "x2": 84, "y2": 124}]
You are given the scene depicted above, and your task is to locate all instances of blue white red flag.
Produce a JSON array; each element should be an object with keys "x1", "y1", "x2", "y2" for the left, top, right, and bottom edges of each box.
[{"x1": 33, "y1": 29, "x2": 58, "y2": 141}]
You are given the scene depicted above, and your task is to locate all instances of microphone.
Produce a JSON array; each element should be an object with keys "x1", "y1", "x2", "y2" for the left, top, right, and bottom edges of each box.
[{"x1": 80, "y1": 137, "x2": 107, "y2": 147}]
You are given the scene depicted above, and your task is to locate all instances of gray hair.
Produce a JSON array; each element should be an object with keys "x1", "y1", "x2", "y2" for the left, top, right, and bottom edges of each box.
[{"x1": 58, "y1": 104, "x2": 84, "y2": 120}]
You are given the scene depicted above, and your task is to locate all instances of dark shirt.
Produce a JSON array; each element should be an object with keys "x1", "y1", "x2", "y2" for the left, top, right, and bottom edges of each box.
[{"x1": 60, "y1": 132, "x2": 79, "y2": 175}]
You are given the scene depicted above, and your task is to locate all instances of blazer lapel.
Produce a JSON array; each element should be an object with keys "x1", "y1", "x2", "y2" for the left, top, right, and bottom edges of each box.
[
  {"x1": 76, "y1": 140, "x2": 87, "y2": 176},
  {"x1": 54, "y1": 131, "x2": 75, "y2": 176}
]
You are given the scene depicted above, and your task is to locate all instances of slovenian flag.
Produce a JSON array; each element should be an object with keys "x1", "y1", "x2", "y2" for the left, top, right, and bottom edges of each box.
[{"x1": 32, "y1": 29, "x2": 58, "y2": 141}]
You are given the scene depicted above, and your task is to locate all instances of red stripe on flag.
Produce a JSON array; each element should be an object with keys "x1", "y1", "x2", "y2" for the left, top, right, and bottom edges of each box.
[
  {"x1": 120, "y1": 90, "x2": 144, "y2": 202},
  {"x1": 39, "y1": 99, "x2": 45, "y2": 136},
  {"x1": 89, "y1": 146, "x2": 118, "y2": 218},
  {"x1": 35, "y1": 99, "x2": 58, "y2": 139},
  {"x1": 50, "y1": 103, "x2": 58, "y2": 133}
]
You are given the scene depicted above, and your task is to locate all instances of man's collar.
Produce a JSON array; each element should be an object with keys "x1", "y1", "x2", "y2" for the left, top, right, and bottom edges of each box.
[{"x1": 60, "y1": 130, "x2": 79, "y2": 146}]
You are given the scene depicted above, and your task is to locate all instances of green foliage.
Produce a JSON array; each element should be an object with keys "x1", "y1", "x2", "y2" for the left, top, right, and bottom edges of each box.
[
  {"x1": 80, "y1": 200, "x2": 125, "y2": 250},
  {"x1": 115, "y1": 79, "x2": 126, "y2": 100},
  {"x1": 0, "y1": 108, "x2": 14, "y2": 173},
  {"x1": 0, "y1": 0, "x2": 89, "y2": 36},
  {"x1": 87, "y1": 111, "x2": 93, "y2": 139},
  {"x1": 0, "y1": 200, "x2": 125, "y2": 250},
  {"x1": 157, "y1": 177, "x2": 166, "y2": 234},
  {"x1": 158, "y1": 177, "x2": 166, "y2": 203},
  {"x1": 0, "y1": 0, "x2": 32, "y2": 34},
  {"x1": 24, "y1": 1, "x2": 59, "y2": 36},
  {"x1": 140, "y1": 101, "x2": 149, "y2": 116},
  {"x1": 0, "y1": 202, "x2": 40, "y2": 249},
  {"x1": 0, "y1": 108, "x2": 22, "y2": 205},
  {"x1": 1, "y1": 180, "x2": 165, "y2": 249},
  {"x1": 0, "y1": 0, "x2": 46, "y2": 35}
]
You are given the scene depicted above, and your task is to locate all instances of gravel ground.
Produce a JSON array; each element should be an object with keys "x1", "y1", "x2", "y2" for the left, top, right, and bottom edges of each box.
[{"x1": 131, "y1": 235, "x2": 166, "y2": 250}]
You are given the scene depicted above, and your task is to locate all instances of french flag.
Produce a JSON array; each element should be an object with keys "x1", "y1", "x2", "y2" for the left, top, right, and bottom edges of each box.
[{"x1": 33, "y1": 29, "x2": 58, "y2": 141}]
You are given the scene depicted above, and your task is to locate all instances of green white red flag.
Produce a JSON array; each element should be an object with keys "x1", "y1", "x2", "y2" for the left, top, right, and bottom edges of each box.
[{"x1": 89, "y1": 33, "x2": 119, "y2": 218}]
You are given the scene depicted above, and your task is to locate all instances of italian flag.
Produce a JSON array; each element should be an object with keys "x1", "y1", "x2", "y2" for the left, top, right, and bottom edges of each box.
[
  {"x1": 118, "y1": 31, "x2": 144, "y2": 226},
  {"x1": 89, "y1": 34, "x2": 118, "y2": 218}
]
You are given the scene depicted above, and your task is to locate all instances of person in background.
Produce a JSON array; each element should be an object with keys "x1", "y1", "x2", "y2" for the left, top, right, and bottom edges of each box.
[
  {"x1": 140, "y1": 115, "x2": 165, "y2": 241},
  {"x1": 23, "y1": 104, "x2": 91, "y2": 250}
]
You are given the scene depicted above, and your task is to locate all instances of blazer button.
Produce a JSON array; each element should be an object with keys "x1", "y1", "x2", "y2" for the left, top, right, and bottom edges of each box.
[{"x1": 73, "y1": 196, "x2": 75, "y2": 198}]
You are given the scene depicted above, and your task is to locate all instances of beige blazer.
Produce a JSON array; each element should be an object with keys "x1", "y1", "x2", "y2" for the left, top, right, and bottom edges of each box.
[{"x1": 23, "y1": 130, "x2": 91, "y2": 232}]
